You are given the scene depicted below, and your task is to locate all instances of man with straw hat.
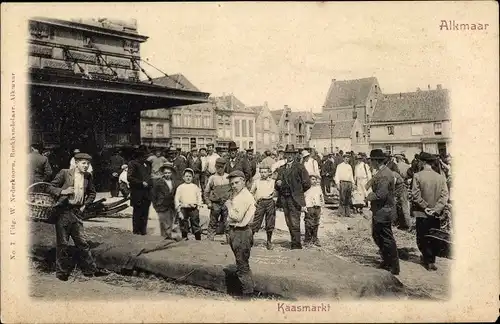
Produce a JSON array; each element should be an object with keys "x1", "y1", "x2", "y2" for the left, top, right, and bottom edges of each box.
[
  {"x1": 47, "y1": 152, "x2": 109, "y2": 281},
  {"x1": 365, "y1": 149, "x2": 400, "y2": 275}
]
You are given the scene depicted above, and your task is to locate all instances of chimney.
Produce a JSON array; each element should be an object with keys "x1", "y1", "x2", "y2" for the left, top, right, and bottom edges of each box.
[
  {"x1": 437, "y1": 84, "x2": 442, "y2": 90},
  {"x1": 264, "y1": 101, "x2": 268, "y2": 108},
  {"x1": 399, "y1": 93, "x2": 402, "y2": 99},
  {"x1": 427, "y1": 84, "x2": 430, "y2": 90},
  {"x1": 284, "y1": 104, "x2": 289, "y2": 109},
  {"x1": 416, "y1": 87, "x2": 421, "y2": 92},
  {"x1": 332, "y1": 78, "x2": 336, "y2": 82}
]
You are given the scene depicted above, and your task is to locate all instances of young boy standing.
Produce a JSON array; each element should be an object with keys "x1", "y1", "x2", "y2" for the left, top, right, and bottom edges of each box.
[
  {"x1": 118, "y1": 164, "x2": 130, "y2": 199},
  {"x1": 304, "y1": 174, "x2": 324, "y2": 247},
  {"x1": 250, "y1": 164, "x2": 277, "y2": 250},
  {"x1": 174, "y1": 168, "x2": 203, "y2": 240}
]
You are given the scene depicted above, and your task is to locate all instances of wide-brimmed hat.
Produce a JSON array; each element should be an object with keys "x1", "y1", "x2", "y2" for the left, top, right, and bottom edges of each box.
[
  {"x1": 73, "y1": 149, "x2": 81, "y2": 154},
  {"x1": 284, "y1": 144, "x2": 297, "y2": 153},
  {"x1": 419, "y1": 152, "x2": 436, "y2": 162},
  {"x1": 228, "y1": 141, "x2": 239, "y2": 151},
  {"x1": 368, "y1": 149, "x2": 386, "y2": 160},
  {"x1": 301, "y1": 149, "x2": 310, "y2": 158},
  {"x1": 121, "y1": 164, "x2": 128, "y2": 170},
  {"x1": 159, "y1": 162, "x2": 175, "y2": 172}
]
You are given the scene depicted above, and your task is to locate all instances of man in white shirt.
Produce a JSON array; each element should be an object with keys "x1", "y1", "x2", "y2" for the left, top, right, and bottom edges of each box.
[
  {"x1": 118, "y1": 164, "x2": 130, "y2": 199},
  {"x1": 205, "y1": 144, "x2": 220, "y2": 176},
  {"x1": 334, "y1": 154, "x2": 355, "y2": 217},
  {"x1": 304, "y1": 174, "x2": 324, "y2": 247},
  {"x1": 174, "y1": 168, "x2": 203, "y2": 240},
  {"x1": 225, "y1": 170, "x2": 256, "y2": 298},
  {"x1": 271, "y1": 148, "x2": 286, "y2": 175},
  {"x1": 302, "y1": 149, "x2": 320, "y2": 177},
  {"x1": 354, "y1": 153, "x2": 372, "y2": 204},
  {"x1": 250, "y1": 164, "x2": 277, "y2": 250}
]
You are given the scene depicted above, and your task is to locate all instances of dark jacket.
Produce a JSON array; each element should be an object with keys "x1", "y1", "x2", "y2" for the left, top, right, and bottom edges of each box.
[
  {"x1": 151, "y1": 177, "x2": 179, "y2": 212},
  {"x1": 275, "y1": 161, "x2": 312, "y2": 208},
  {"x1": 248, "y1": 158, "x2": 257, "y2": 178},
  {"x1": 321, "y1": 159, "x2": 335, "y2": 178},
  {"x1": 225, "y1": 156, "x2": 252, "y2": 182},
  {"x1": 29, "y1": 152, "x2": 53, "y2": 184},
  {"x1": 47, "y1": 168, "x2": 96, "y2": 208},
  {"x1": 367, "y1": 165, "x2": 396, "y2": 223},
  {"x1": 173, "y1": 156, "x2": 187, "y2": 177},
  {"x1": 127, "y1": 159, "x2": 152, "y2": 206},
  {"x1": 109, "y1": 154, "x2": 125, "y2": 174},
  {"x1": 187, "y1": 157, "x2": 202, "y2": 175}
]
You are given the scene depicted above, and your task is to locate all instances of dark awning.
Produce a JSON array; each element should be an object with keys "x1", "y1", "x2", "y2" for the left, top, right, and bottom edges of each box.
[{"x1": 28, "y1": 69, "x2": 210, "y2": 110}]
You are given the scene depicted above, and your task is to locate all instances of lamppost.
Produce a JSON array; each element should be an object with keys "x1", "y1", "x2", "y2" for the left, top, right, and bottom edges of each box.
[{"x1": 330, "y1": 119, "x2": 334, "y2": 153}]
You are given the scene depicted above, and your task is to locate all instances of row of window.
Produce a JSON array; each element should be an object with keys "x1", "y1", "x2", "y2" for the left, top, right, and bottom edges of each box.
[
  {"x1": 234, "y1": 119, "x2": 254, "y2": 138},
  {"x1": 257, "y1": 132, "x2": 277, "y2": 145},
  {"x1": 144, "y1": 123, "x2": 164, "y2": 137},
  {"x1": 172, "y1": 112, "x2": 213, "y2": 128},
  {"x1": 387, "y1": 123, "x2": 443, "y2": 136},
  {"x1": 171, "y1": 137, "x2": 214, "y2": 151}
]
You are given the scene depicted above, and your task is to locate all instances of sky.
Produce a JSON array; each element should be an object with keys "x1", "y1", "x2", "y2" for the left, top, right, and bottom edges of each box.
[{"x1": 32, "y1": 2, "x2": 455, "y2": 112}]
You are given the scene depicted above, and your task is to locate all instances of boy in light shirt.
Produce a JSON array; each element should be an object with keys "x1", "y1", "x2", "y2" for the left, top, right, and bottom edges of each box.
[
  {"x1": 250, "y1": 164, "x2": 277, "y2": 250},
  {"x1": 118, "y1": 164, "x2": 130, "y2": 199},
  {"x1": 303, "y1": 174, "x2": 324, "y2": 247},
  {"x1": 174, "y1": 168, "x2": 203, "y2": 240}
]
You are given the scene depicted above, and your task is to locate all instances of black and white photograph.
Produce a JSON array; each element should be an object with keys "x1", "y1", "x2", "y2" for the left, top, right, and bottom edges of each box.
[{"x1": 1, "y1": 2, "x2": 498, "y2": 323}]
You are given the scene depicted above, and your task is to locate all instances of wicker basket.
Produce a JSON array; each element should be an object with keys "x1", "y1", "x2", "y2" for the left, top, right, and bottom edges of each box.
[{"x1": 27, "y1": 182, "x2": 57, "y2": 222}]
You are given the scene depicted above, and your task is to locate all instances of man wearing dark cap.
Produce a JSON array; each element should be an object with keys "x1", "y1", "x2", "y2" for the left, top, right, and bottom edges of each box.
[
  {"x1": 128, "y1": 147, "x2": 152, "y2": 235},
  {"x1": 275, "y1": 144, "x2": 312, "y2": 249},
  {"x1": 365, "y1": 149, "x2": 400, "y2": 275},
  {"x1": 47, "y1": 152, "x2": 109, "y2": 281},
  {"x1": 411, "y1": 152, "x2": 449, "y2": 271},
  {"x1": 29, "y1": 143, "x2": 53, "y2": 184},
  {"x1": 225, "y1": 170, "x2": 256, "y2": 298},
  {"x1": 187, "y1": 147, "x2": 203, "y2": 186},
  {"x1": 320, "y1": 152, "x2": 335, "y2": 195},
  {"x1": 204, "y1": 157, "x2": 231, "y2": 240},
  {"x1": 225, "y1": 141, "x2": 251, "y2": 182},
  {"x1": 246, "y1": 149, "x2": 257, "y2": 180},
  {"x1": 173, "y1": 148, "x2": 187, "y2": 178}
]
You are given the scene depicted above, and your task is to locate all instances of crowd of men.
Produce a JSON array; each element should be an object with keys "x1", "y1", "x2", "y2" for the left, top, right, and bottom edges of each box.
[{"x1": 29, "y1": 140, "x2": 452, "y2": 297}]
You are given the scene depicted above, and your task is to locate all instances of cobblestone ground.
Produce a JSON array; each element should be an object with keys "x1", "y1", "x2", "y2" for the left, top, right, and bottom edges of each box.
[{"x1": 31, "y1": 193, "x2": 450, "y2": 300}]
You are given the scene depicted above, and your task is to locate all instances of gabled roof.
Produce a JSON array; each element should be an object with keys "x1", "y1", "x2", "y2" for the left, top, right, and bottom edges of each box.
[
  {"x1": 291, "y1": 111, "x2": 315, "y2": 123},
  {"x1": 324, "y1": 77, "x2": 377, "y2": 108},
  {"x1": 214, "y1": 94, "x2": 254, "y2": 113},
  {"x1": 150, "y1": 74, "x2": 200, "y2": 91},
  {"x1": 248, "y1": 105, "x2": 264, "y2": 114},
  {"x1": 371, "y1": 88, "x2": 450, "y2": 123},
  {"x1": 310, "y1": 120, "x2": 355, "y2": 139},
  {"x1": 271, "y1": 109, "x2": 284, "y2": 123}
]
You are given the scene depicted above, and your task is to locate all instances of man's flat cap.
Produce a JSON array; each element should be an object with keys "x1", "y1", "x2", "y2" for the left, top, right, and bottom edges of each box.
[
  {"x1": 227, "y1": 170, "x2": 245, "y2": 179},
  {"x1": 74, "y1": 153, "x2": 92, "y2": 161}
]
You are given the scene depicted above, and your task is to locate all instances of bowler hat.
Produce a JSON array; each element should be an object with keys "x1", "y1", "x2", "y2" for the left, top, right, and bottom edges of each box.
[
  {"x1": 74, "y1": 153, "x2": 92, "y2": 161},
  {"x1": 419, "y1": 152, "x2": 436, "y2": 162},
  {"x1": 159, "y1": 162, "x2": 175, "y2": 172},
  {"x1": 228, "y1": 170, "x2": 245, "y2": 179},
  {"x1": 284, "y1": 144, "x2": 297, "y2": 153},
  {"x1": 368, "y1": 149, "x2": 386, "y2": 160},
  {"x1": 246, "y1": 148, "x2": 254, "y2": 153},
  {"x1": 228, "y1": 141, "x2": 239, "y2": 151}
]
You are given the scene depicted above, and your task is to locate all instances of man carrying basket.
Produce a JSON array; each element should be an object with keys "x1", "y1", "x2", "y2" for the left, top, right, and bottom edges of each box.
[{"x1": 47, "y1": 152, "x2": 109, "y2": 281}]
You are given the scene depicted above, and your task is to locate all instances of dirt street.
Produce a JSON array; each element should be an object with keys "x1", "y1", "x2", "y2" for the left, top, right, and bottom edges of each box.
[{"x1": 32, "y1": 193, "x2": 451, "y2": 300}]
